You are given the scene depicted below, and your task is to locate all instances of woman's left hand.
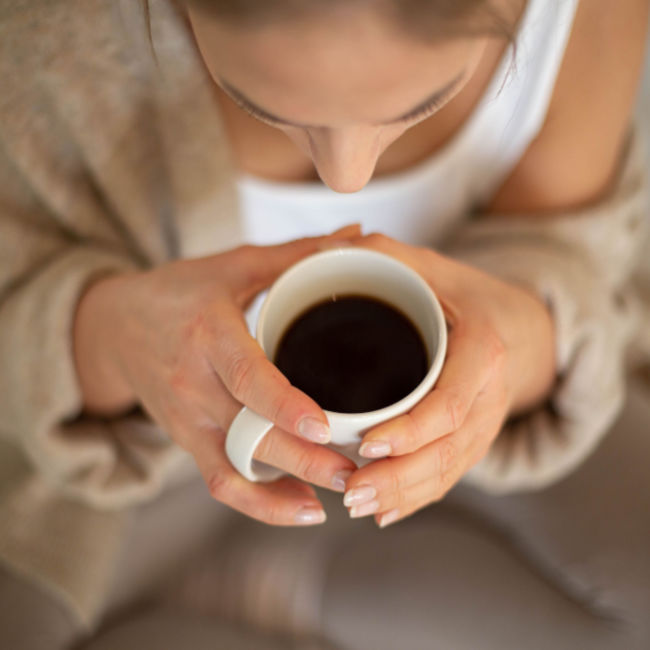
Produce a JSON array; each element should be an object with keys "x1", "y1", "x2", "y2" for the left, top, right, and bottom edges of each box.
[{"x1": 342, "y1": 233, "x2": 556, "y2": 527}]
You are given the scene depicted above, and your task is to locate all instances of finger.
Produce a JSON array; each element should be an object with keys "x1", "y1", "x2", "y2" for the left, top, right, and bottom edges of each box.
[
  {"x1": 359, "y1": 321, "x2": 503, "y2": 458},
  {"x1": 187, "y1": 367, "x2": 355, "y2": 492},
  {"x1": 187, "y1": 424, "x2": 328, "y2": 526},
  {"x1": 348, "y1": 232, "x2": 463, "y2": 295},
  {"x1": 346, "y1": 392, "x2": 504, "y2": 517},
  {"x1": 376, "y1": 478, "x2": 440, "y2": 527},
  {"x1": 176, "y1": 366, "x2": 355, "y2": 494},
  {"x1": 343, "y1": 433, "x2": 469, "y2": 518},
  {"x1": 372, "y1": 421, "x2": 499, "y2": 528},
  {"x1": 230, "y1": 224, "x2": 363, "y2": 302},
  {"x1": 254, "y1": 427, "x2": 356, "y2": 493},
  {"x1": 373, "y1": 476, "x2": 447, "y2": 528},
  {"x1": 208, "y1": 304, "x2": 332, "y2": 444}
]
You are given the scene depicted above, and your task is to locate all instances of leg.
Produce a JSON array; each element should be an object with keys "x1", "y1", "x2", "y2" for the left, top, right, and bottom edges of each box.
[
  {"x1": 83, "y1": 474, "x2": 341, "y2": 649},
  {"x1": 321, "y1": 375, "x2": 650, "y2": 650},
  {"x1": 101, "y1": 473, "x2": 239, "y2": 618},
  {"x1": 80, "y1": 607, "x2": 342, "y2": 650},
  {"x1": 0, "y1": 567, "x2": 82, "y2": 650},
  {"x1": 175, "y1": 376, "x2": 649, "y2": 650},
  {"x1": 443, "y1": 374, "x2": 650, "y2": 646}
]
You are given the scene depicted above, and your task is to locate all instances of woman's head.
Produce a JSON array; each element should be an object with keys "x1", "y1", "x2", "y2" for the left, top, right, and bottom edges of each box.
[{"x1": 177, "y1": 0, "x2": 522, "y2": 191}]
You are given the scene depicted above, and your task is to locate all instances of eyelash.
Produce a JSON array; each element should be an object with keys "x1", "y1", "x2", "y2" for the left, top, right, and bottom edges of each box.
[
  {"x1": 234, "y1": 94, "x2": 446, "y2": 127},
  {"x1": 235, "y1": 100, "x2": 286, "y2": 126},
  {"x1": 400, "y1": 97, "x2": 445, "y2": 124}
]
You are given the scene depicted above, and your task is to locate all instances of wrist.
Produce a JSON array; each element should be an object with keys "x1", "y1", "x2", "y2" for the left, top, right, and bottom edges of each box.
[
  {"x1": 73, "y1": 272, "x2": 138, "y2": 415},
  {"x1": 506, "y1": 286, "x2": 557, "y2": 415}
]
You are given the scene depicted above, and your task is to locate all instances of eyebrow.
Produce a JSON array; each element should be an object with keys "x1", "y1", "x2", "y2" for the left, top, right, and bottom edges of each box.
[{"x1": 218, "y1": 70, "x2": 466, "y2": 128}]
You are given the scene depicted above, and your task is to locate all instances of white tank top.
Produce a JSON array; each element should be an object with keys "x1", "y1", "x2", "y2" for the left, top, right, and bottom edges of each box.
[{"x1": 237, "y1": 0, "x2": 580, "y2": 248}]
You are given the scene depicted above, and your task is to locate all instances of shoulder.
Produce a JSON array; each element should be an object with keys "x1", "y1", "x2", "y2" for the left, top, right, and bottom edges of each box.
[{"x1": 487, "y1": 0, "x2": 650, "y2": 214}]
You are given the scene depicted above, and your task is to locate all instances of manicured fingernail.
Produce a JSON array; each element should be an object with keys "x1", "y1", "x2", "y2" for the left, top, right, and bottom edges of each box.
[
  {"x1": 349, "y1": 500, "x2": 380, "y2": 518},
  {"x1": 359, "y1": 441, "x2": 392, "y2": 458},
  {"x1": 294, "y1": 507, "x2": 327, "y2": 525},
  {"x1": 378, "y1": 509, "x2": 400, "y2": 528},
  {"x1": 297, "y1": 418, "x2": 331, "y2": 444},
  {"x1": 343, "y1": 485, "x2": 377, "y2": 507},
  {"x1": 331, "y1": 470, "x2": 353, "y2": 492}
]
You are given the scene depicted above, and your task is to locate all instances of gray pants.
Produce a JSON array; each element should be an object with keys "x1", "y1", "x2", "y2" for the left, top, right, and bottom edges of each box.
[{"x1": 2, "y1": 377, "x2": 649, "y2": 650}]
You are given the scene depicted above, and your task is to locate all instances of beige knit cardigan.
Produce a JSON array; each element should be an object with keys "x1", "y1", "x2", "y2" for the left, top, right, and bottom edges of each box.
[{"x1": 0, "y1": 0, "x2": 648, "y2": 627}]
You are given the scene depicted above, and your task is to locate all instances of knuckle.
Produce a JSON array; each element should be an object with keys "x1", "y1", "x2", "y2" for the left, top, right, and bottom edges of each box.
[
  {"x1": 206, "y1": 471, "x2": 232, "y2": 503},
  {"x1": 162, "y1": 406, "x2": 197, "y2": 450},
  {"x1": 384, "y1": 464, "x2": 404, "y2": 495},
  {"x1": 262, "y1": 500, "x2": 286, "y2": 526},
  {"x1": 168, "y1": 367, "x2": 191, "y2": 396},
  {"x1": 183, "y1": 309, "x2": 211, "y2": 346},
  {"x1": 167, "y1": 420, "x2": 193, "y2": 451},
  {"x1": 436, "y1": 438, "x2": 458, "y2": 483},
  {"x1": 225, "y1": 353, "x2": 258, "y2": 401},
  {"x1": 431, "y1": 485, "x2": 449, "y2": 503},
  {"x1": 294, "y1": 448, "x2": 320, "y2": 481},
  {"x1": 268, "y1": 382, "x2": 294, "y2": 426},
  {"x1": 364, "y1": 232, "x2": 389, "y2": 248},
  {"x1": 402, "y1": 413, "x2": 428, "y2": 451},
  {"x1": 393, "y1": 488, "x2": 410, "y2": 511},
  {"x1": 485, "y1": 329, "x2": 507, "y2": 370},
  {"x1": 234, "y1": 243, "x2": 257, "y2": 262},
  {"x1": 444, "y1": 390, "x2": 465, "y2": 431},
  {"x1": 430, "y1": 474, "x2": 453, "y2": 502},
  {"x1": 234, "y1": 245, "x2": 265, "y2": 286}
]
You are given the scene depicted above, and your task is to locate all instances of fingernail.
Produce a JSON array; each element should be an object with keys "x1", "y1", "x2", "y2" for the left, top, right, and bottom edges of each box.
[
  {"x1": 297, "y1": 418, "x2": 331, "y2": 444},
  {"x1": 378, "y1": 509, "x2": 400, "y2": 528},
  {"x1": 359, "y1": 441, "x2": 392, "y2": 458},
  {"x1": 349, "y1": 500, "x2": 380, "y2": 518},
  {"x1": 343, "y1": 485, "x2": 377, "y2": 507},
  {"x1": 331, "y1": 469, "x2": 353, "y2": 492},
  {"x1": 294, "y1": 507, "x2": 327, "y2": 525}
]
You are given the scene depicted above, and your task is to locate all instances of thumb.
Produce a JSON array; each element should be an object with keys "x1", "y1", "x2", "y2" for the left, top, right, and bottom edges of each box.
[{"x1": 235, "y1": 224, "x2": 363, "y2": 297}]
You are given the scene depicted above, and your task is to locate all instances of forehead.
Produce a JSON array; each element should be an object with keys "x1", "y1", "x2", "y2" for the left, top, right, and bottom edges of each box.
[{"x1": 188, "y1": 8, "x2": 484, "y2": 126}]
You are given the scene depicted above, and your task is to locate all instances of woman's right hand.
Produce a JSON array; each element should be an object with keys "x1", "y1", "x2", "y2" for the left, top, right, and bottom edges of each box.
[{"x1": 73, "y1": 226, "x2": 360, "y2": 525}]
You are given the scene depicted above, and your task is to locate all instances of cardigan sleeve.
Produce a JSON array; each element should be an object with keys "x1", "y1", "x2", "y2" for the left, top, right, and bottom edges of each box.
[
  {"x1": 445, "y1": 129, "x2": 649, "y2": 493},
  {"x1": 0, "y1": 155, "x2": 189, "y2": 512}
]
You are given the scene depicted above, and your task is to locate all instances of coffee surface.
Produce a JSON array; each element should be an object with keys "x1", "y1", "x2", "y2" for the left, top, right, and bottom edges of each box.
[{"x1": 274, "y1": 295, "x2": 428, "y2": 413}]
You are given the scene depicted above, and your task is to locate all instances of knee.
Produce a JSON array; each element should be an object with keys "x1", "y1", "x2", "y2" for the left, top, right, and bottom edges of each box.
[{"x1": 0, "y1": 569, "x2": 81, "y2": 650}]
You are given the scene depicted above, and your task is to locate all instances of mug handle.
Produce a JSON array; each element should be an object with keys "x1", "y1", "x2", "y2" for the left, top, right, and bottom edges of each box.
[{"x1": 225, "y1": 407, "x2": 287, "y2": 482}]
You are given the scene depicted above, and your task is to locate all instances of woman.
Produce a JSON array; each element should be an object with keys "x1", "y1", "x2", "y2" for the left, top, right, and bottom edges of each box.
[{"x1": 0, "y1": 0, "x2": 648, "y2": 648}]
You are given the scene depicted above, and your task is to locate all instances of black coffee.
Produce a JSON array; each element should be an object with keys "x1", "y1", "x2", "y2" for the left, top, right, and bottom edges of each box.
[{"x1": 274, "y1": 295, "x2": 428, "y2": 413}]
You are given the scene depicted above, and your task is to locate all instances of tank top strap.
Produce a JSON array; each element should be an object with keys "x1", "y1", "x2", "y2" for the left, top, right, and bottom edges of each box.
[{"x1": 457, "y1": 0, "x2": 581, "y2": 208}]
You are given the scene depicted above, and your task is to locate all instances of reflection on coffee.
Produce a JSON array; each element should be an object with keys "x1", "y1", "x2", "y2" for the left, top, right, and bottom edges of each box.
[{"x1": 274, "y1": 295, "x2": 428, "y2": 413}]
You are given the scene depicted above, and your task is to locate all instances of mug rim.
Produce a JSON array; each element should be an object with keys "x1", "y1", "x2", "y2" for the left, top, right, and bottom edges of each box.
[{"x1": 256, "y1": 246, "x2": 447, "y2": 423}]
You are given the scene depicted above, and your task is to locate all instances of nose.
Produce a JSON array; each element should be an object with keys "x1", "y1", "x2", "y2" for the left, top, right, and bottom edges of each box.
[{"x1": 307, "y1": 126, "x2": 385, "y2": 193}]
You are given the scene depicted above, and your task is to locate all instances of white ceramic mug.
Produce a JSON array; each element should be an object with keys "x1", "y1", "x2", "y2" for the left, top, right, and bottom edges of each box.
[{"x1": 226, "y1": 247, "x2": 447, "y2": 482}]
